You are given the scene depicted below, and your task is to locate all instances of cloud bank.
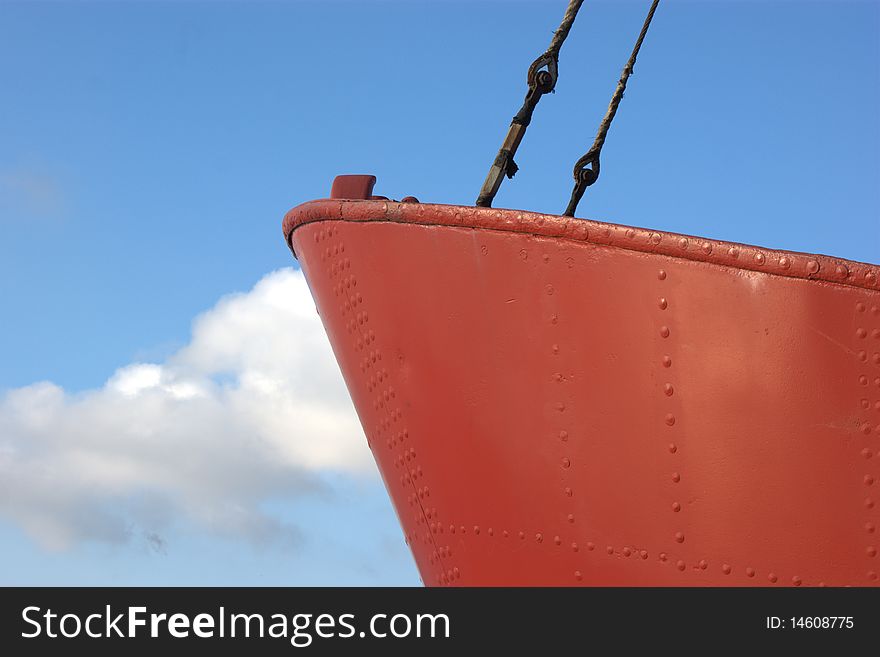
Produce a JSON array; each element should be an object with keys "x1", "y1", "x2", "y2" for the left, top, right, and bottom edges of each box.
[{"x1": 0, "y1": 268, "x2": 371, "y2": 551}]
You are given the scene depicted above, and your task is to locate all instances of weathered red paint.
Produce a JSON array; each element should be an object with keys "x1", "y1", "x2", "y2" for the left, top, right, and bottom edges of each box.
[{"x1": 284, "y1": 180, "x2": 880, "y2": 586}]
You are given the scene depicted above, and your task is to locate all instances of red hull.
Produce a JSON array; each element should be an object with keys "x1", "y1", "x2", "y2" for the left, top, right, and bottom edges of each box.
[{"x1": 284, "y1": 193, "x2": 880, "y2": 586}]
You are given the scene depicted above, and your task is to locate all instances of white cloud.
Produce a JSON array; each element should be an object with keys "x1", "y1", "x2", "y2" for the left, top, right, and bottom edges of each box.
[{"x1": 0, "y1": 268, "x2": 372, "y2": 551}]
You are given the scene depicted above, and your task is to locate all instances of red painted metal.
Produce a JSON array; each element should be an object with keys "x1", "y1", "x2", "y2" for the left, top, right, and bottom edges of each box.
[
  {"x1": 330, "y1": 175, "x2": 376, "y2": 200},
  {"x1": 283, "y1": 178, "x2": 880, "y2": 586}
]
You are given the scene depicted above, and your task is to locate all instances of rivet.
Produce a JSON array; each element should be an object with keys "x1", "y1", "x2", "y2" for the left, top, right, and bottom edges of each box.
[
  {"x1": 679, "y1": 237, "x2": 688, "y2": 250},
  {"x1": 552, "y1": 344, "x2": 560, "y2": 355},
  {"x1": 554, "y1": 535, "x2": 562, "y2": 546},
  {"x1": 623, "y1": 547, "x2": 632, "y2": 557},
  {"x1": 868, "y1": 271, "x2": 878, "y2": 285},
  {"x1": 561, "y1": 457, "x2": 571, "y2": 468},
  {"x1": 701, "y1": 242, "x2": 712, "y2": 254},
  {"x1": 606, "y1": 545, "x2": 614, "y2": 555},
  {"x1": 519, "y1": 531, "x2": 525, "y2": 540},
  {"x1": 460, "y1": 526, "x2": 466, "y2": 534},
  {"x1": 665, "y1": 413, "x2": 676, "y2": 426},
  {"x1": 546, "y1": 284, "x2": 555, "y2": 296},
  {"x1": 567, "y1": 513, "x2": 575, "y2": 523},
  {"x1": 664, "y1": 383, "x2": 674, "y2": 396},
  {"x1": 662, "y1": 355, "x2": 673, "y2": 368},
  {"x1": 640, "y1": 550, "x2": 648, "y2": 560},
  {"x1": 660, "y1": 326, "x2": 670, "y2": 338},
  {"x1": 672, "y1": 472, "x2": 681, "y2": 483},
  {"x1": 503, "y1": 530, "x2": 509, "y2": 538},
  {"x1": 535, "y1": 533, "x2": 543, "y2": 543},
  {"x1": 779, "y1": 257, "x2": 790, "y2": 270},
  {"x1": 555, "y1": 402, "x2": 566, "y2": 413},
  {"x1": 865, "y1": 497, "x2": 875, "y2": 509},
  {"x1": 488, "y1": 527, "x2": 494, "y2": 536},
  {"x1": 559, "y1": 430, "x2": 569, "y2": 441},
  {"x1": 836, "y1": 264, "x2": 848, "y2": 278},
  {"x1": 768, "y1": 573, "x2": 777, "y2": 583},
  {"x1": 587, "y1": 542, "x2": 595, "y2": 551},
  {"x1": 564, "y1": 486, "x2": 573, "y2": 497},
  {"x1": 863, "y1": 448, "x2": 874, "y2": 459},
  {"x1": 860, "y1": 351, "x2": 868, "y2": 362},
  {"x1": 722, "y1": 564, "x2": 732, "y2": 575},
  {"x1": 860, "y1": 375, "x2": 869, "y2": 385},
  {"x1": 658, "y1": 298, "x2": 668, "y2": 310},
  {"x1": 728, "y1": 247, "x2": 739, "y2": 259},
  {"x1": 868, "y1": 546, "x2": 878, "y2": 558},
  {"x1": 806, "y1": 260, "x2": 820, "y2": 274},
  {"x1": 867, "y1": 522, "x2": 876, "y2": 533},
  {"x1": 676, "y1": 560, "x2": 686, "y2": 571},
  {"x1": 650, "y1": 233, "x2": 661, "y2": 245},
  {"x1": 857, "y1": 302, "x2": 866, "y2": 312},
  {"x1": 659, "y1": 552, "x2": 667, "y2": 561},
  {"x1": 543, "y1": 254, "x2": 550, "y2": 263},
  {"x1": 746, "y1": 567, "x2": 756, "y2": 578},
  {"x1": 792, "y1": 576, "x2": 802, "y2": 587},
  {"x1": 861, "y1": 423, "x2": 872, "y2": 435},
  {"x1": 575, "y1": 570, "x2": 583, "y2": 581},
  {"x1": 755, "y1": 253, "x2": 765, "y2": 265},
  {"x1": 658, "y1": 269, "x2": 667, "y2": 280},
  {"x1": 668, "y1": 443, "x2": 678, "y2": 454},
  {"x1": 672, "y1": 502, "x2": 681, "y2": 512},
  {"x1": 698, "y1": 560, "x2": 708, "y2": 570},
  {"x1": 674, "y1": 531, "x2": 685, "y2": 543},
  {"x1": 869, "y1": 572, "x2": 878, "y2": 581},
  {"x1": 626, "y1": 229, "x2": 635, "y2": 239},
  {"x1": 473, "y1": 526, "x2": 480, "y2": 535},
  {"x1": 572, "y1": 542, "x2": 579, "y2": 552}
]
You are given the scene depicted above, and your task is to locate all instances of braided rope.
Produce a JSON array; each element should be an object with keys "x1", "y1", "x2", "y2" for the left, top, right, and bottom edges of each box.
[{"x1": 564, "y1": 0, "x2": 660, "y2": 217}]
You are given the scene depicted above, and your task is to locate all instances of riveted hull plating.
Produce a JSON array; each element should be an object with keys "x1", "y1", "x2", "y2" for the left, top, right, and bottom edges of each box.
[{"x1": 284, "y1": 200, "x2": 880, "y2": 587}]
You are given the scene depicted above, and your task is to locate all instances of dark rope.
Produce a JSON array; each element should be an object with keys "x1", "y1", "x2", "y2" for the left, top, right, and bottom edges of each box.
[
  {"x1": 527, "y1": 0, "x2": 584, "y2": 90},
  {"x1": 476, "y1": 0, "x2": 585, "y2": 208},
  {"x1": 564, "y1": 0, "x2": 660, "y2": 217}
]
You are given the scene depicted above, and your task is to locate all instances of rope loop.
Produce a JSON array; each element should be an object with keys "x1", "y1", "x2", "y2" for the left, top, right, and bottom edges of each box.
[{"x1": 564, "y1": 0, "x2": 660, "y2": 217}]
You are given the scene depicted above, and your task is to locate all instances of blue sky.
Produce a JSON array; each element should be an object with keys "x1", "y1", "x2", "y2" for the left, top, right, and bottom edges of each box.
[{"x1": 0, "y1": 0, "x2": 877, "y2": 585}]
